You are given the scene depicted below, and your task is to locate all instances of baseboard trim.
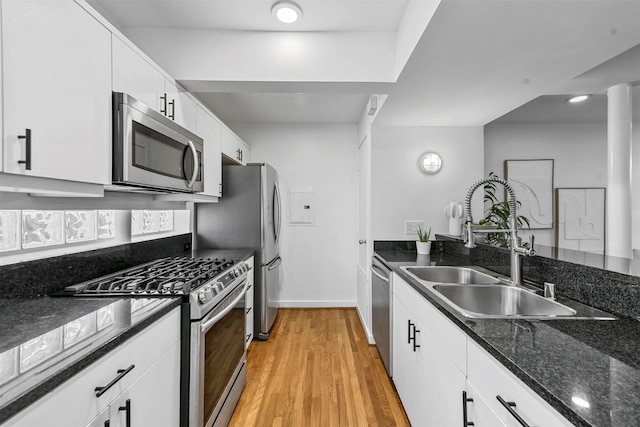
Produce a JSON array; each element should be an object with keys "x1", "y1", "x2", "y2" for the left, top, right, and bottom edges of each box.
[
  {"x1": 356, "y1": 305, "x2": 375, "y2": 344},
  {"x1": 279, "y1": 300, "x2": 357, "y2": 308}
]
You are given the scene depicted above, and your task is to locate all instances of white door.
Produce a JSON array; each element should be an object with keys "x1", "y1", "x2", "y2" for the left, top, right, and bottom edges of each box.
[{"x1": 356, "y1": 134, "x2": 372, "y2": 340}]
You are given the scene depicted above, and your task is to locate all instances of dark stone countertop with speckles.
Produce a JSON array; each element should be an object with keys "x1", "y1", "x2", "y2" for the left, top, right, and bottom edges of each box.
[
  {"x1": 0, "y1": 297, "x2": 181, "y2": 424},
  {"x1": 375, "y1": 248, "x2": 640, "y2": 427}
]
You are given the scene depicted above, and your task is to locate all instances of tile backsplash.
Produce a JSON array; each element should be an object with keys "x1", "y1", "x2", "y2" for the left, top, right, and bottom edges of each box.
[
  {"x1": 0, "y1": 210, "x2": 116, "y2": 253},
  {"x1": 0, "y1": 210, "x2": 180, "y2": 254}
]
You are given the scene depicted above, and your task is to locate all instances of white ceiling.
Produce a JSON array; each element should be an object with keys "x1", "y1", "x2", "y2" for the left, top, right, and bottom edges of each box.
[{"x1": 89, "y1": 0, "x2": 640, "y2": 126}]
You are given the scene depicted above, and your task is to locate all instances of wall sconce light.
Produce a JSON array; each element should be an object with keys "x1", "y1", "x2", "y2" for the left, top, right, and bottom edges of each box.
[{"x1": 419, "y1": 152, "x2": 442, "y2": 174}]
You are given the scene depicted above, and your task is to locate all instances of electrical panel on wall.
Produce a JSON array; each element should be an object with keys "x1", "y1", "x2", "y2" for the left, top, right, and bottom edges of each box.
[{"x1": 287, "y1": 186, "x2": 315, "y2": 226}]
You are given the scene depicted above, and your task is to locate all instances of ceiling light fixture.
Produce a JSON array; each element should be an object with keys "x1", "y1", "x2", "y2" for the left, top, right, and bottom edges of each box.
[
  {"x1": 271, "y1": 1, "x2": 303, "y2": 24},
  {"x1": 566, "y1": 94, "x2": 592, "y2": 103}
]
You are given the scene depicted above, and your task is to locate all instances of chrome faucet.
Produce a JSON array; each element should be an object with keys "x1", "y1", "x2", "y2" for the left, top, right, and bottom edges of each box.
[{"x1": 463, "y1": 176, "x2": 535, "y2": 285}]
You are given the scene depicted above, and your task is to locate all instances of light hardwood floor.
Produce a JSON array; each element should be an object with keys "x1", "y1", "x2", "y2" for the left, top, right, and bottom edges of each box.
[{"x1": 229, "y1": 308, "x2": 410, "y2": 427}]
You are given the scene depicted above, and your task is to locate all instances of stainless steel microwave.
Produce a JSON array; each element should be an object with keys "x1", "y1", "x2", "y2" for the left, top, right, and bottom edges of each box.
[{"x1": 112, "y1": 92, "x2": 204, "y2": 193}]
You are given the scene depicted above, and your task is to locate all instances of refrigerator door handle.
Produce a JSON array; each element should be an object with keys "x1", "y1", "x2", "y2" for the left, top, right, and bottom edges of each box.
[
  {"x1": 273, "y1": 180, "x2": 282, "y2": 245},
  {"x1": 267, "y1": 256, "x2": 282, "y2": 270}
]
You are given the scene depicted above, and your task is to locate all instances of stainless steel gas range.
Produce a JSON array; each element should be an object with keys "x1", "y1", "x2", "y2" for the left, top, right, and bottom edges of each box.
[{"x1": 63, "y1": 256, "x2": 250, "y2": 427}]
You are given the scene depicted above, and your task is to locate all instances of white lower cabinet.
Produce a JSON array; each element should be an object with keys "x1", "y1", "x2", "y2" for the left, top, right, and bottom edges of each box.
[
  {"x1": 392, "y1": 277, "x2": 466, "y2": 426},
  {"x1": 467, "y1": 339, "x2": 574, "y2": 427},
  {"x1": 392, "y1": 274, "x2": 574, "y2": 427},
  {"x1": 4, "y1": 307, "x2": 181, "y2": 427},
  {"x1": 464, "y1": 382, "x2": 508, "y2": 427},
  {"x1": 105, "y1": 341, "x2": 180, "y2": 427}
]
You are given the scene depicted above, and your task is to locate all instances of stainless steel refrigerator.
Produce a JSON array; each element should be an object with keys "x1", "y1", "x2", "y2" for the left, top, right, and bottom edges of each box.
[{"x1": 195, "y1": 163, "x2": 282, "y2": 340}]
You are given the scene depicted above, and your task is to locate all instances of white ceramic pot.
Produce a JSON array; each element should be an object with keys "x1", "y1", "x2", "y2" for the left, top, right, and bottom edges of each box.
[{"x1": 416, "y1": 241, "x2": 431, "y2": 255}]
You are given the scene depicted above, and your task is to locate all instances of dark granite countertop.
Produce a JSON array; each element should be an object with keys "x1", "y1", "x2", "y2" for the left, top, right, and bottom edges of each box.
[
  {"x1": 0, "y1": 240, "x2": 254, "y2": 425},
  {"x1": 375, "y1": 248, "x2": 640, "y2": 427},
  {"x1": 192, "y1": 248, "x2": 254, "y2": 263},
  {"x1": 0, "y1": 296, "x2": 181, "y2": 424}
]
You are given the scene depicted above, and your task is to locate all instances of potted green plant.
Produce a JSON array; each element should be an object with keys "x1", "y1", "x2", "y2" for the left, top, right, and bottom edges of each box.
[
  {"x1": 481, "y1": 172, "x2": 530, "y2": 247},
  {"x1": 416, "y1": 226, "x2": 432, "y2": 254}
]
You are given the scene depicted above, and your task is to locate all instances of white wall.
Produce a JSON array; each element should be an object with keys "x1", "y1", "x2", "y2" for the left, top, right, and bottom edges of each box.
[
  {"x1": 233, "y1": 123, "x2": 359, "y2": 307},
  {"x1": 371, "y1": 126, "x2": 484, "y2": 240},
  {"x1": 484, "y1": 122, "x2": 639, "y2": 252}
]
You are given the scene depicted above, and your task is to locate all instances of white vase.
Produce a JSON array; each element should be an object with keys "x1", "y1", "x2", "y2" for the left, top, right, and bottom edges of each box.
[{"x1": 416, "y1": 241, "x2": 431, "y2": 255}]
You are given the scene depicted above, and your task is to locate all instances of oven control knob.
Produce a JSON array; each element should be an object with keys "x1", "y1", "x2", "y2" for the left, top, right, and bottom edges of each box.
[
  {"x1": 197, "y1": 290, "x2": 208, "y2": 304},
  {"x1": 213, "y1": 281, "x2": 224, "y2": 293}
]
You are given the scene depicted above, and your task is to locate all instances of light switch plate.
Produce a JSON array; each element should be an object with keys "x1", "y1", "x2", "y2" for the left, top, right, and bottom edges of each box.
[{"x1": 405, "y1": 220, "x2": 424, "y2": 235}]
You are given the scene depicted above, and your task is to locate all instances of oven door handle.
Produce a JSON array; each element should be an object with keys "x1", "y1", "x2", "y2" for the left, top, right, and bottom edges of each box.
[{"x1": 200, "y1": 280, "x2": 248, "y2": 334}]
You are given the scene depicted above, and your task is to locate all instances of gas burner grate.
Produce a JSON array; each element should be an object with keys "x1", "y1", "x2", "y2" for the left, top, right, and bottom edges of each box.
[{"x1": 67, "y1": 257, "x2": 237, "y2": 296}]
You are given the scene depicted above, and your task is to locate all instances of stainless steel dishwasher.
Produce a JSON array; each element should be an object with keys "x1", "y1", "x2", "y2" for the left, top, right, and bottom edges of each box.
[{"x1": 371, "y1": 255, "x2": 393, "y2": 377}]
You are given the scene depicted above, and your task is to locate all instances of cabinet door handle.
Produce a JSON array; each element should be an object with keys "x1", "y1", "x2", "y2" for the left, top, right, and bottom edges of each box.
[
  {"x1": 462, "y1": 391, "x2": 474, "y2": 426},
  {"x1": 496, "y1": 395, "x2": 530, "y2": 427},
  {"x1": 407, "y1": 320, "x2": 413, "y2": 344},
  {"x1": 94, "y1": 364, "x2": 135, "y2": 397},
  {"x1": 160, "y1": 93, "x2": 167, "y2": 115},
  {"x1": 412, "y1": 326, "x2": 420, "y2": 352},
  {"x1": 18, "y1": 129, "x2": 32, "y2": 170},
  {"x1": 119, "y1": 398, "x2": 131, "y2": 427},
  {"x1": 236, "y1": 148, "x2": 242, "y2": 161},
  {"x1": 104, "y1": 421, "x2": 110, "y2": 427},
  {"x1": 168, "y1": 99, "x2": 175, "y2": 120},
  {"x1": 246, "y1": 307, "x2": 252, "y2": 314}
]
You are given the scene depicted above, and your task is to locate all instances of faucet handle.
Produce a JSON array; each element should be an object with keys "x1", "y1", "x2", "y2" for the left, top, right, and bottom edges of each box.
[{"x1": 522, "y1": 234, "x2": 536, "y2": 256}]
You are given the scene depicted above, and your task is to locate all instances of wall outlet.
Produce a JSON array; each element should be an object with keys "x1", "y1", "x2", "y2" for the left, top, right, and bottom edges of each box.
[{"x1": 405, "y1": 220, "x2": 424, "y2": 235}]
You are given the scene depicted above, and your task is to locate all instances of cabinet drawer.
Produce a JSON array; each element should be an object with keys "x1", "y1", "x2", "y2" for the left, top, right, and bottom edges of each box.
[
  {"x1": 465, "y1": 382, "x2": 507, "y2": 427},
  {"x1": 393, "y1": 273, "x2": 466, "y2": 374},
  {"x1": 468, "y1": 339, "x2": 573, "y2": 427},
  {"x1": 4, "y1": 307, "x2": 180, "y2": 427}
]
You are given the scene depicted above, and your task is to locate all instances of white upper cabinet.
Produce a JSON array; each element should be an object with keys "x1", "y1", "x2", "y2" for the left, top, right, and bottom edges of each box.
[
  {"x1": 1, "y1": 0, "x2": 111, "y2": 185},
  {"x1": 196, "y1": 105, "x2": 222, "y2": 197},
  {"x1": 165, "y1": 79, "x2": 197, "y2": 132},
  {"x1": 112, "y1": 35, "x2": 196, "y2": 133},
  {"x1": 111, "y1": 35, "x2": 166, "y2": 113},
  {"x1": 221, "y1": 127, "x2": 250, "y2": 165}
]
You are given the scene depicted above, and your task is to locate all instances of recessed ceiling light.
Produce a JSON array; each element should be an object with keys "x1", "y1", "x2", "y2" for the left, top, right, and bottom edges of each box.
[
  {"x1": 272, "y1": 1, "x2": 303, "y2": 24},
  {"x1": 566, "y1": 94, "x2": 592, "y2": 103}
]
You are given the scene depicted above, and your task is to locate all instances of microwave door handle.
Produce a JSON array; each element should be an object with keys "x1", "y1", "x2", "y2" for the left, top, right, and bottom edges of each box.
[{"x1": 186, "y1": 140, "x2": 199, "y2": 189}]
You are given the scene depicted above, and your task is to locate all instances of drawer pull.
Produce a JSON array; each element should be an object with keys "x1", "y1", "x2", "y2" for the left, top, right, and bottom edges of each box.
[
  {"x1": 462, "y1": 391, "x2": 475, "y2": 426},
  {"x1": 95, "y1": 364, "x2": 135, "y2": 397},
  {"x1": 497, "y1": 395, "x2": 530, "y2": 427}
]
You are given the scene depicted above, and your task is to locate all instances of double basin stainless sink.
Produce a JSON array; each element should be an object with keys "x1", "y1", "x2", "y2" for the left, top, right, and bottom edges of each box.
[{"x1": 400, "y1": 266, "x2": 578, "y2": 319}]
